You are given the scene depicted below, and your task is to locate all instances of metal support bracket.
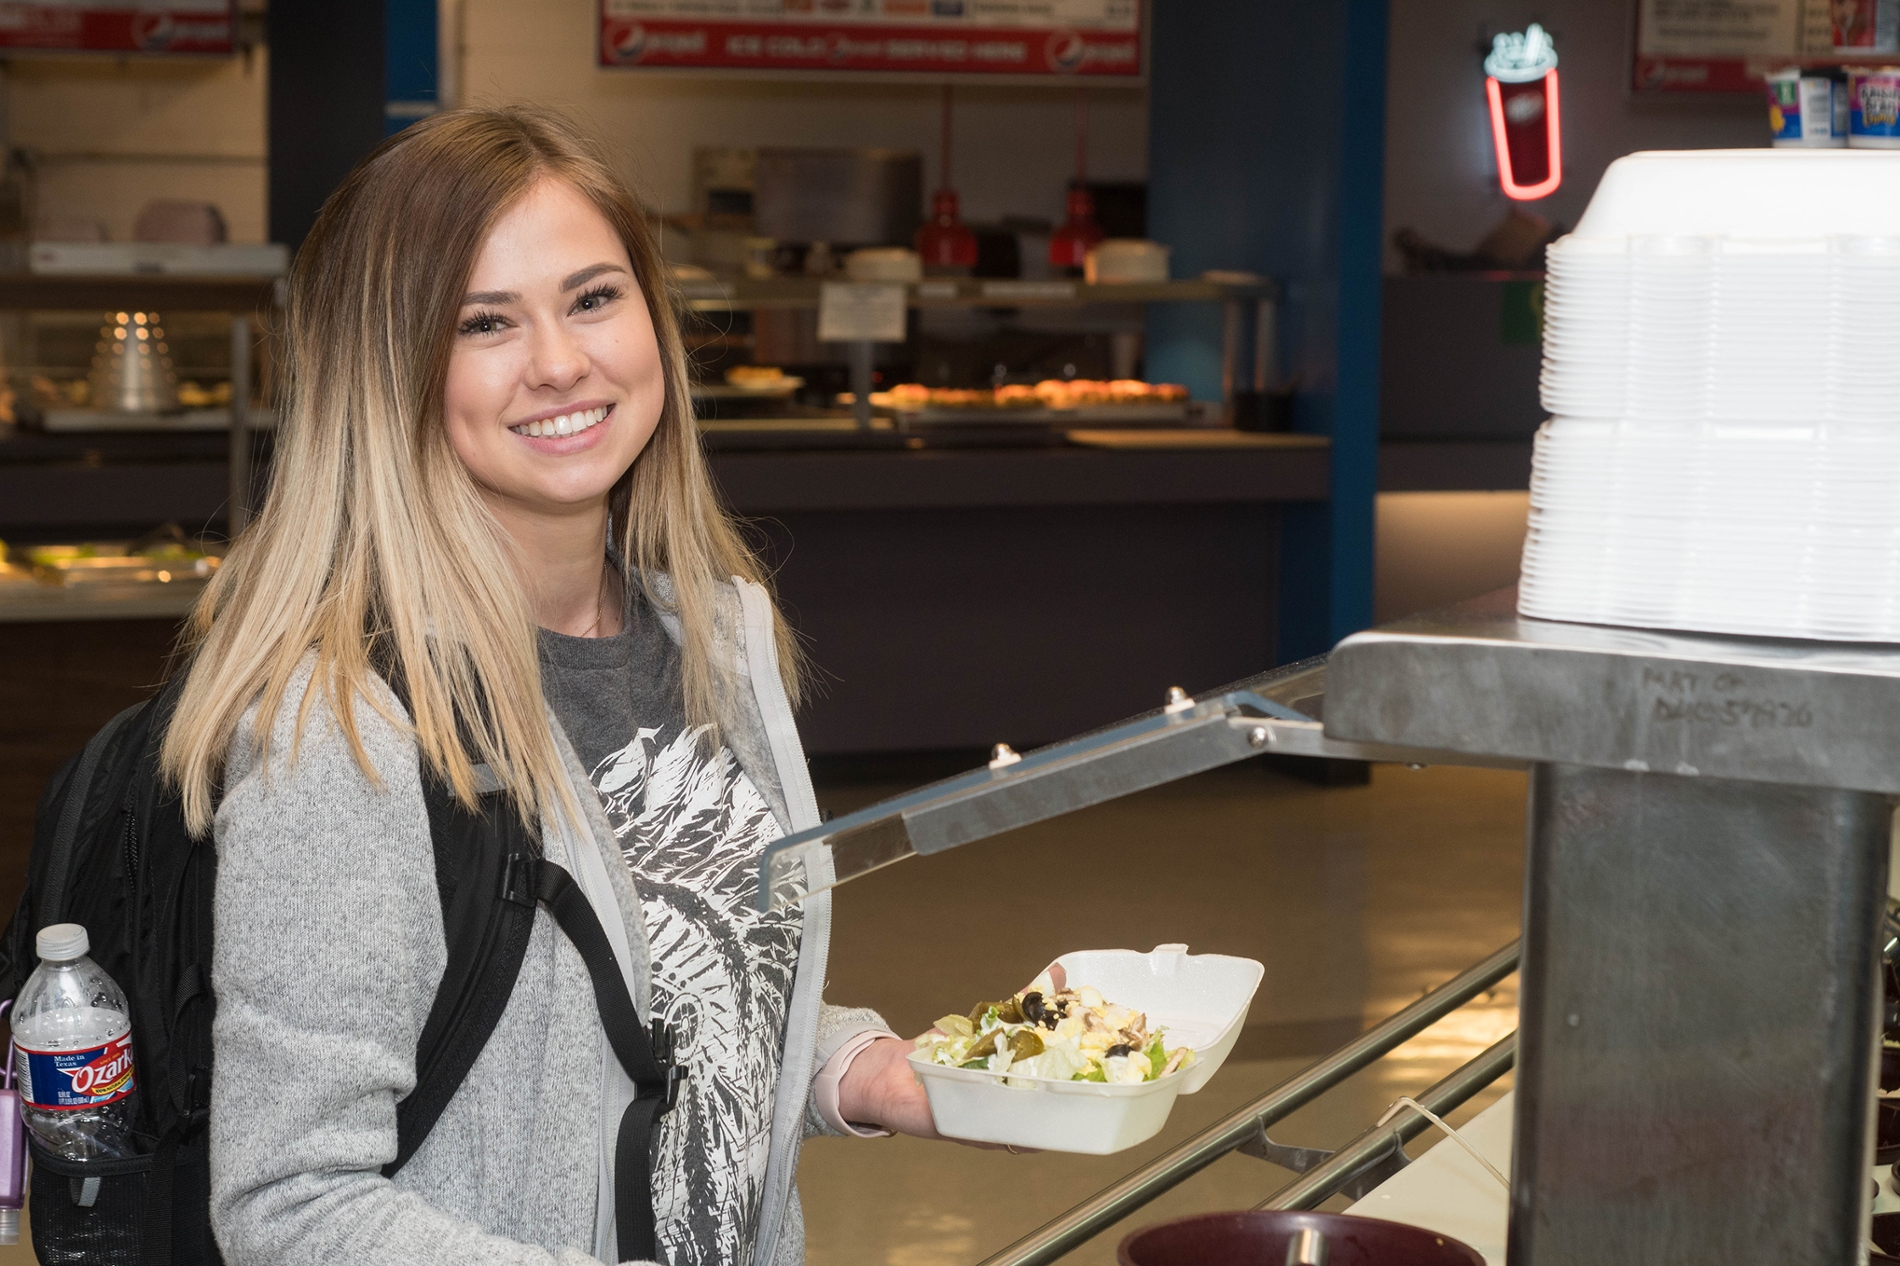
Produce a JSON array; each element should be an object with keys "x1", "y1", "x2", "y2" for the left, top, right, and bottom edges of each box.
[
  {"x1": 1238, "y1": 1124, "x2": 1410, "y2": 1203},
  {"x1": 1330, "y1": 1137, "x2": 1411, "y2": 1203},
  {"x1": 1237, "y1": 1124, "x2": 1333, "y2": 1175}
]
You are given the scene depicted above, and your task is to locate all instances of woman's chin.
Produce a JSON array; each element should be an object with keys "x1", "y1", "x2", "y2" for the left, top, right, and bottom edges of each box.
[
  {"x1": 492, "y1": 443, "x2": 651, "y2": 513},
  {"x1": 480, "y1": 466, "x2": 630, "y2": 519}
]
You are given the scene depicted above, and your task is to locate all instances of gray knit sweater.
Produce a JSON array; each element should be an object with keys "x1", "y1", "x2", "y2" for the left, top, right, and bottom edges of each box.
[{"x1": 208, "y1": 579, "x2": 886, "y2": 1266}]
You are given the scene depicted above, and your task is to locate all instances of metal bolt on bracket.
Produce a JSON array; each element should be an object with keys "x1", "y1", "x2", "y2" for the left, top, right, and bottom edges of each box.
[
  {"x1": 989, "y1": 743, "x2": 1023, "y2": 769},
  {"x1": 1248, "y1": 725, "x2": 1270, "y2": 749},
  {"x1": 1164, "y1": 686, "x2": 1195, "y2": 714}
]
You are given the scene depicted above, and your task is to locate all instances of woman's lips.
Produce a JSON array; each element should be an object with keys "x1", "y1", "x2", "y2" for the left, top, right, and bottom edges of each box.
[{"x1": 508, "y1": 403, "x2": 612, "y2": 453}]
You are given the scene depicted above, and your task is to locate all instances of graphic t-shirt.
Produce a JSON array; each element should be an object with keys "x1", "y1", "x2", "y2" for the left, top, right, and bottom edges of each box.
[{"x1": 538, "y1": 584, "x2": 801, "y2": 1266}]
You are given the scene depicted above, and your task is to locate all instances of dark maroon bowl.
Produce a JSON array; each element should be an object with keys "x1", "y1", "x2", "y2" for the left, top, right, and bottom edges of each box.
[{"x1": 1118, "y1": 1210, "x2": 1485, "y2": 1266}]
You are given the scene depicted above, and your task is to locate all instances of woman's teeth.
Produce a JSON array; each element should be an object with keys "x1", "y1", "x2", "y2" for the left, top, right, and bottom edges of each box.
[{"x1": 510, "y1": 405, "x2": 609, "y2": 439}]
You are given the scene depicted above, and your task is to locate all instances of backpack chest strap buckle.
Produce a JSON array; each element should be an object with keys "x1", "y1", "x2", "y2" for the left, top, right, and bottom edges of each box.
[
  {"x1": 500, "y1": 853, "x2": 539, "y2": 907},
  {"x1": 637, "y1": 1063, "x2": 689, "y2": 1115},
  {"x1": 637, "y1": 1018, "x2": 688, "y2": 1115}
]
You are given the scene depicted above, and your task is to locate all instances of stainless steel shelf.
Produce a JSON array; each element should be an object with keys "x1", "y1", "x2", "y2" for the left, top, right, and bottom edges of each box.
[
  {"x1": 1323, "y1": 586, "x2": 1900, "y2": 795},
  {"x1": 0, "y1": 576, "x2": 208, "y2": 623},
  {"x1": 0, "y1": 271, "x2": 280, "y2": 533},
  {"x1": 677, "y1": 275, "x2": 1282, "y2": 428},
  {"x1": 0, "y1": 273, "x2": 279, "y2": 312},
  {"x1": 673, "y1": 275, "x2": 1279, "y2": 312}
]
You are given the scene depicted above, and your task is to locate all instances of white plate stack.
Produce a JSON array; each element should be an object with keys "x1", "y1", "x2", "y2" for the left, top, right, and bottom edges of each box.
[{"x1": 1520, "y1": 150, "x2": 1900, "y2": 641}]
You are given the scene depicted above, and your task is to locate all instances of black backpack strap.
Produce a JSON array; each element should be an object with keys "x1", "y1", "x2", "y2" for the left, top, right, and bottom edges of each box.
[
  {"x1": 536, "y1": 859, "x2": 684, "y2": 1266},
  {"x1": 370, "y1": 651, "x2": 547, "y2": 1181},
  {"x1": 384, "y1": 842, "x2": 683, "y2": 1261},
  {"x1": 368, "y1": 655, "x2": 680, "y2": 1259},
  {"x1": 42, "y1": 700, "x2": 143, "y2": 924},
  {"x1": 384, "y1": 780, "x2": 540, "y2": 1178}
]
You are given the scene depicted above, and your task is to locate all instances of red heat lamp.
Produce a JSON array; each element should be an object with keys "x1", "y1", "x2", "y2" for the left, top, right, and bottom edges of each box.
[
  {"x1": 916, "y1": 85, "x2": 979, "y2": 272},
  {"x1": 1049, "y1": 186, "x2": 1105, "y2": 269},
  {"x1": 917, "y1": 188, "x2": 978, "y2": 270},
  {"x1": 1484, "y1": 23, "x2": 1562, "y2": 202},
  {"x1": 1050, "y1": 90, "x2": 1104, "y2": 270}
]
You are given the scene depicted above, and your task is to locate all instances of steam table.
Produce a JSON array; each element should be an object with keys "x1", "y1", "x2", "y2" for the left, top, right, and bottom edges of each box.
[{"x1": 1324, "y1": 589, "x2": 1892, "y2": 1264}]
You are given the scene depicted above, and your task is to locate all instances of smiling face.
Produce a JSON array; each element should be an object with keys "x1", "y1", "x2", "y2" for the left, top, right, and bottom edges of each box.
[{"x1": 443, "y1": 176, "x2": 665, "y2": 532}]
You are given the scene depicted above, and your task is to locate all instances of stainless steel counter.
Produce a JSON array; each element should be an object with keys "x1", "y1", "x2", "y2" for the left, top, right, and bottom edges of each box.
[
  {"x1": 1324, "y1": 590, "x2": 1893, "y2": 1265},
  {"x1": 0, "y1": 573, "x2": 207, "y2": 623},
  {"x1": 1324, "y1": 585, "x2": 1900, "y2": 794}
]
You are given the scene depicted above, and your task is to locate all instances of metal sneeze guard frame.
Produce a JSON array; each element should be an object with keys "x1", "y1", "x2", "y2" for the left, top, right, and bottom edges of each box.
[{"x1": 754, "y1": 656, "x2": 1520, "y2": 914}]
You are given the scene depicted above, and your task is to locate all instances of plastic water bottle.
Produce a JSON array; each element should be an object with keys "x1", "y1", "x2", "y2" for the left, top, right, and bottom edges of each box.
[{"x1": 10, "y1": 924, "x2": 136, "y2": 1161}]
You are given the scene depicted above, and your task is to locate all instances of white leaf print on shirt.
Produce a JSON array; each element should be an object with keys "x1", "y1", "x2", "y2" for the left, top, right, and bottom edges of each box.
[
  {"x1": 591, "y1": 723, "x2": 800, "y2": 1266},
  {"x1": 596, "y1": 725, "x2": 664, "y2": 800}
]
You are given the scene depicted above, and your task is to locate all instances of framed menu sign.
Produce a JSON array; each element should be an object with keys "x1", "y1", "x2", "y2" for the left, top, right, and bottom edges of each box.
[
  {"x1": 1634, "y1": 0, "x2": 1899, "y2": 93},
  {"x1": 0, "y1": 0, "x2": 235, "y2": 53},
  {"x1": 598, "y1": 0, "x2": 1143, "y2": 80}
]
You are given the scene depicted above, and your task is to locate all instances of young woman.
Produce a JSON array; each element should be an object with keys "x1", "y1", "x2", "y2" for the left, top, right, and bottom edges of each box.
[{"x1": 160, "y1": 106, "x2": 948, "y2": 1266}]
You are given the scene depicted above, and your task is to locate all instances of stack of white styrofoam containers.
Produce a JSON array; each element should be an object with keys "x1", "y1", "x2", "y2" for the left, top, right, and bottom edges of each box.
[{"x1": 1519, "y1": 150, "x2": 1900, "y2": 640}]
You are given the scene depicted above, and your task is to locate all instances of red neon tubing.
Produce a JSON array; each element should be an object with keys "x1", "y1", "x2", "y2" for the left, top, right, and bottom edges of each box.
[{"x1": 1487, "y1": 68, "x2": 1562, "y2": 201}]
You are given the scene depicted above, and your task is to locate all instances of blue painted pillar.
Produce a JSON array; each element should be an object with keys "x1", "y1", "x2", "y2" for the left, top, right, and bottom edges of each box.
[
  {"x1": 1147, "y1": 0, "x2": 1388, "y2": 663},
  {"x1": 384, "y1": 0, "x2": 439, "y2": 135}
]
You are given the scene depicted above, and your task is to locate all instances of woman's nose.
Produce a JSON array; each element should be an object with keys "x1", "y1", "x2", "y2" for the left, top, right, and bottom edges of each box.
[{"x1": 527, "y1": 321, "x2": 589, "y2": 392}]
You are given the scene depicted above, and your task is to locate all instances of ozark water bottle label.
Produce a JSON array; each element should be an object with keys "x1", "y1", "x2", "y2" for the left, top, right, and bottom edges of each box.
[{"x1": 16, "y1": 1032, "x2": 135, "y2": 1110}]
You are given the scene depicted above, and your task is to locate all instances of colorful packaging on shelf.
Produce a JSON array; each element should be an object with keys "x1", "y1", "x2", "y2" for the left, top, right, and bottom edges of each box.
[
  {"x1": 1833, "y1": 0, "x2": 1900, "y2": 53},
  {"x1": 1767, "y1": 67, "x2": 1850, "y2": 147},
  {"x1": 1851, "y1": 67, "x2": 1900, "y2": 146}
]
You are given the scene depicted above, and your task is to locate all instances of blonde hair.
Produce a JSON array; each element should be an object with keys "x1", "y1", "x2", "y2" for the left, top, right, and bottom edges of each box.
[{"x1": 161, "y1": 105, "x2": 799, "y2": 834}]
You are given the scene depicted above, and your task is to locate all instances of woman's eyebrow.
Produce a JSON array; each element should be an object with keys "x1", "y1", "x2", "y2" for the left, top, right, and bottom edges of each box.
[
  {"x1": 561, "y1": 262, "x2": 627, "y2": 291},
  {"x1": 460, "y1": 264, "x2": 626, "y2": 307}
]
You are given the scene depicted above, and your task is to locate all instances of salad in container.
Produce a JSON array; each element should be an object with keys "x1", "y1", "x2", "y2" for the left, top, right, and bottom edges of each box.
[{"x1": 908, "y1": 944, "x2": 1264, "y2": 1154}]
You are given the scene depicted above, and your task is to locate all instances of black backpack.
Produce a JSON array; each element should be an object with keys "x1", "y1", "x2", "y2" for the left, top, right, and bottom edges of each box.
[{"x1": 2, "y1": 678, "x2": 682, "y2": 1266}]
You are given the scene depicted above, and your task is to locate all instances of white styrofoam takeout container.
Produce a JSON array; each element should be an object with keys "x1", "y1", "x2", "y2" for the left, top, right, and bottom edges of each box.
[
  {"x1": 1571, "y1": 148, "x2": 1900, "y2": 239},
  {"x1": 909, "y1": 944, "x2": 1265, "y2": 1154}
]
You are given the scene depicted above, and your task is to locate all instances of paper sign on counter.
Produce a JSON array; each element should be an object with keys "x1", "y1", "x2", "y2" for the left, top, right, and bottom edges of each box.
[{"x1": 818, "y1": 283, "x2": 907, "y2": 343}]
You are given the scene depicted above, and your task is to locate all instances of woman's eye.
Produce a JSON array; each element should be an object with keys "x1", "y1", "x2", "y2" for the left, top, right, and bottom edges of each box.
[
  {"x1": 457, "y1": 310, "x2": 507, "y2": 337},
  {"x1": 573, "y1": 284, "x2": 623, "y2": 314}
]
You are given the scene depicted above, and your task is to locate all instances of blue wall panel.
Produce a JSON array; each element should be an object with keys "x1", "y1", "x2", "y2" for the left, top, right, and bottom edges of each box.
[
  {"x1": 1147, "y1": 0, "x2": 1388, "y2": 661},
  {"x1": 385, "y1": 0, "x2": 439, "y2": 136}
]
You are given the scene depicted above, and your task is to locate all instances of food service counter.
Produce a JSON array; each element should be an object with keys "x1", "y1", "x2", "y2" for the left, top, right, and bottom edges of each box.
[{"x1": 0, "y1": 429, "x2": 1329, "y2": 754}]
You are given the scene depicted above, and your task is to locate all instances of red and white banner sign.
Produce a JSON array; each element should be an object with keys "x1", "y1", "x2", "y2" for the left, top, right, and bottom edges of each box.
[
  {"x1": 0, "y1": 1, "x2": 235, "y2": 54},
  {"x1": 1634, "y1": 0, "x2": 1899, "y2": 93},
  {"x1": 599, "y1": 0, "x2": 1141, "y2": 78}
]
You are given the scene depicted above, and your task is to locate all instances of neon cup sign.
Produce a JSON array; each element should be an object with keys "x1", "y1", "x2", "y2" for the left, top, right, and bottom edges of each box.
[{"x1": 1485, "y1": 24, "x2": 1562, "y2": 201}]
